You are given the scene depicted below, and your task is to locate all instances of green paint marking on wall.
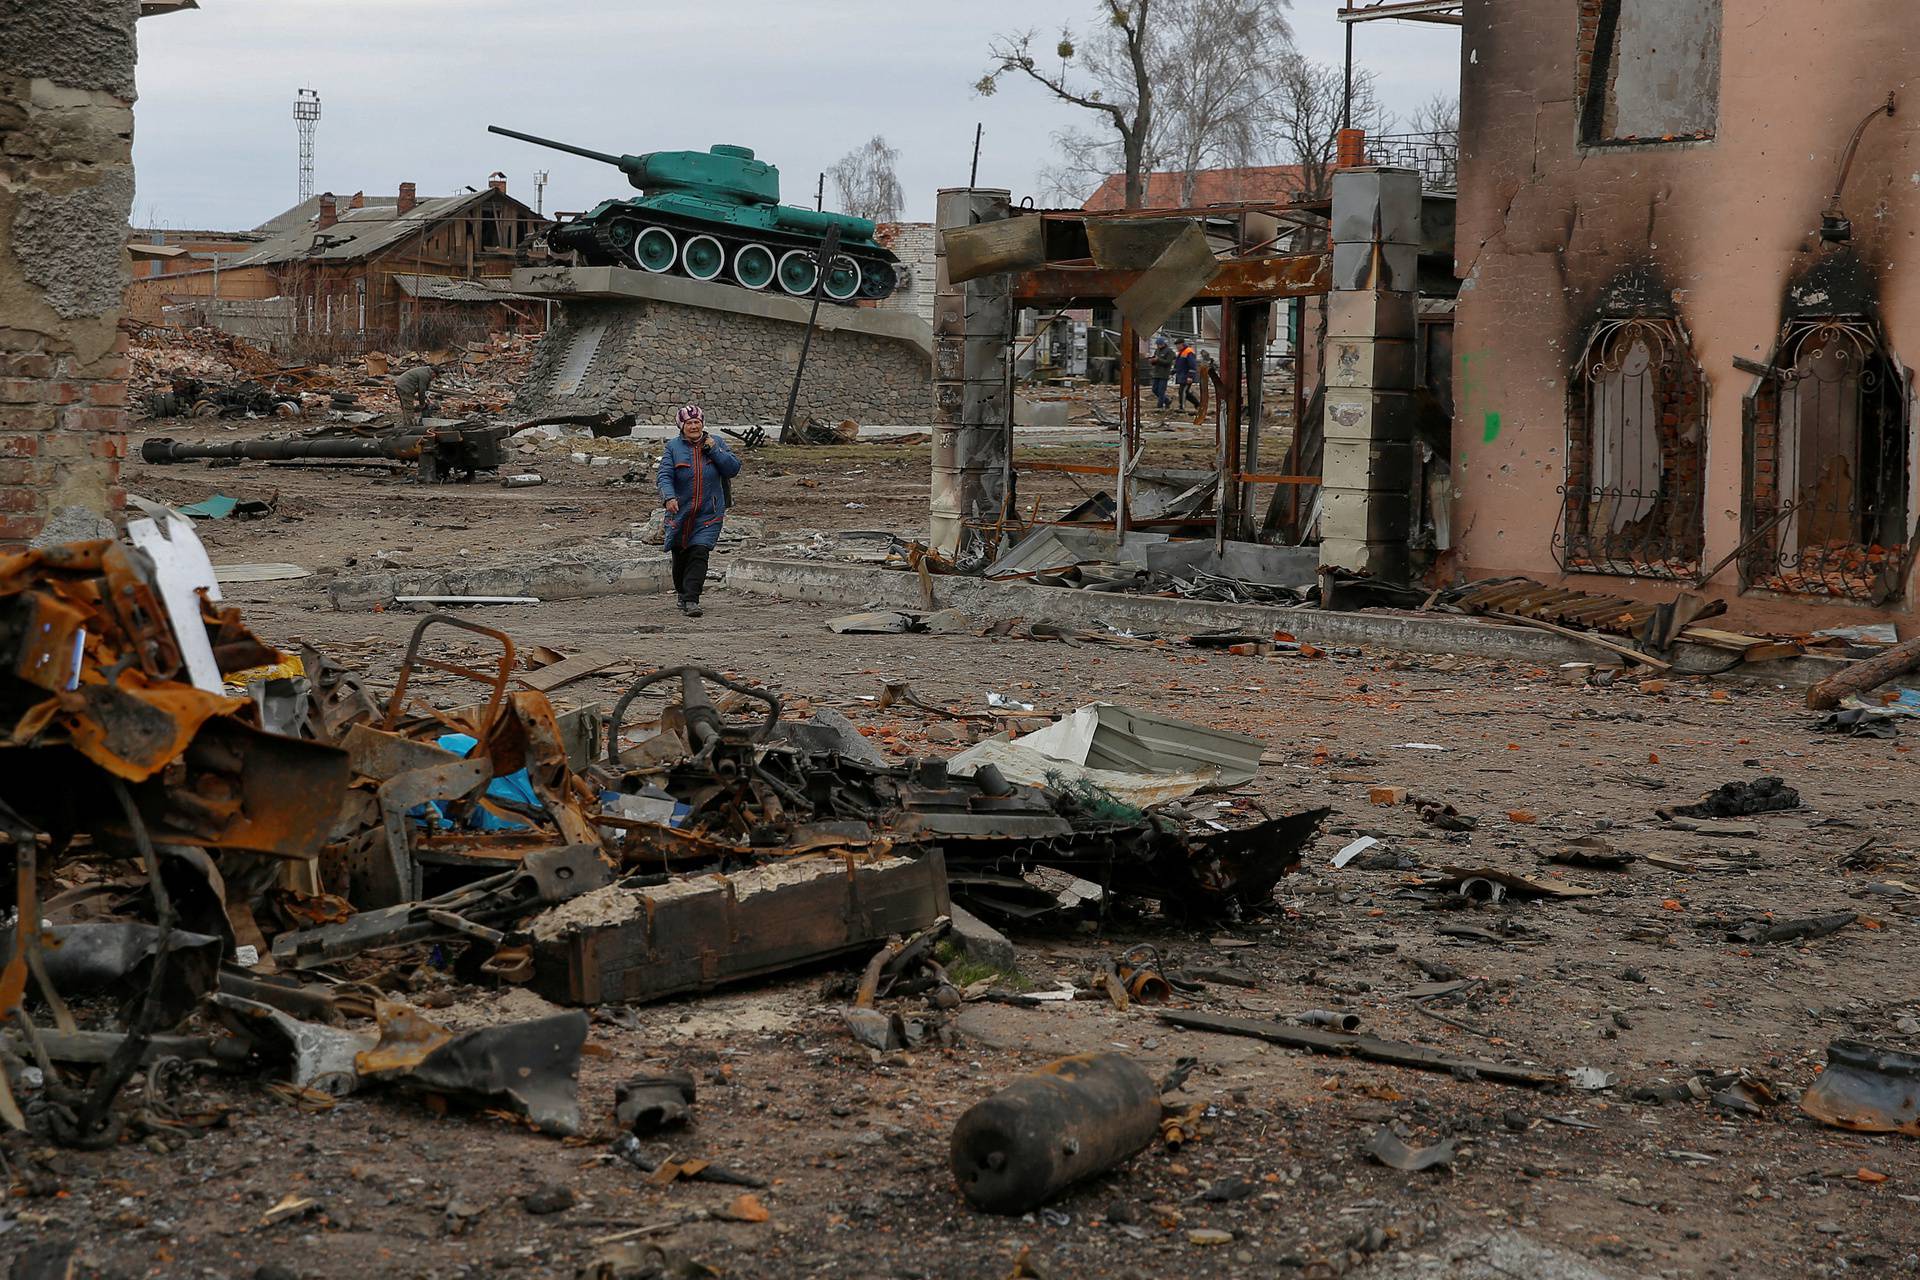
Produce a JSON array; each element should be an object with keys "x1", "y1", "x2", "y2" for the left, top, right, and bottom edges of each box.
[{"x1": 1482, "y1": 411, "x2": 1502, "y2": 443}]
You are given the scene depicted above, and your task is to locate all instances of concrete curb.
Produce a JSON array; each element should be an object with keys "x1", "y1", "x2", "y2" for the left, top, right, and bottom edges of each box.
[
  {"x1": 329, "y1": 555, "x2": 671, "y2": 611},
  {"x1": 726, "y1": 557, "x2": 1846, "y2": 687}
]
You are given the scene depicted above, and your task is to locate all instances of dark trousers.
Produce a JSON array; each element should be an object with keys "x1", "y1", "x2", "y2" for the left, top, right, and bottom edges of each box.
[
  {"x1": 671, "y1": 544, "x2": 712, "y2": 603},
  {"x1": 1178, "y1": 380, "x2": 1198, "y2": 409},
  {"x1": 1151, "y1": 376, "x2": 1169, "y2": 408}
]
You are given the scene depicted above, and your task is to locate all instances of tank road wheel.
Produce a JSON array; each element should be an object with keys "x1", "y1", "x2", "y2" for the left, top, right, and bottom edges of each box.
[
  {"x1": 607, "y1": 218, "x2": 641, "y2": 263},
  {"x1": 777, "y1": 249, "x2": 820, "y2": 296},
  {"x1": 634, "y1": 226, "x2": 678, "y2": 274},
  {"x1": 860, "y1": 261, "x2": 896, "y2": 299},
  {"x1": 732, "y1": 243, "x2": 775, "y2": 290},
  {"x1": 681, "y1": 234, "x2": 725, "y2": 282},
  {"x1": 822, "y1": 254, "x2": 863, "y2": 302}
]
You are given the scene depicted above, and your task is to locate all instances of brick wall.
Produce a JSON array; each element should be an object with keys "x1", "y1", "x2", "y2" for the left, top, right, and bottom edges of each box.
[
  {"x1": 0, "y1": 0, "x2": 140, "y2": 544},
  {"x1": 874, "y1": 222, "x2": 936, "y2": 331}
]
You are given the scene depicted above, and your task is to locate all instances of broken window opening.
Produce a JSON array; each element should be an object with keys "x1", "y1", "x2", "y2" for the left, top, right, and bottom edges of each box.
[
  {"x1": 1742, "y1": 321, "x2": 1912, "y2": 603},
  {"x1": 480, "y1": 207, "x2": 502, "y2": 251},
  {"x1": 1578, "y1": 0, "x2": 1722, "y2": 147},
  {"x1": 1556, "y1": 317, "x2": 1706, "y2": 580}
]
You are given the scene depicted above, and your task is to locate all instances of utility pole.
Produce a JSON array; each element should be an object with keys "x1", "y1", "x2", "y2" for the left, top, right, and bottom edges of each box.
[
  {"x1": 815, "y1": 172, "x2": 824, "y2": 212},
  {"x1": 969, "y1": 123, "x2": 983, "y2": 188},
  {"x1": 294, "y1": 88, "x2": 321, "y2": 204},
  {"x1": 533, "y1": 169, "x2": 549, "y2": 217},
  {"x1": 780, "y1": 226, "x2": 842, "y2": 443}
]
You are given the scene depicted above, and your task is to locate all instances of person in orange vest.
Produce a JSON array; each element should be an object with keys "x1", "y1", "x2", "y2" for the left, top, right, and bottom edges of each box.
[{"x1": 1173, "y1": 342, "x2": 1199, "y2": 410}]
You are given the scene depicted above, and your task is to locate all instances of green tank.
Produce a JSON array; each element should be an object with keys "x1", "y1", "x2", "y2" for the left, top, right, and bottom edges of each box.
[{"x1": 488, "y1": 125, "x2": 900, "y2": 303}]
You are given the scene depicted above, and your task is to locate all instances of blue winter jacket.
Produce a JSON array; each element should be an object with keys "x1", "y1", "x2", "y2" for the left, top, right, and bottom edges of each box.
[
  {"x1": 657, "y1": 434, "x2": 741, "y2": 549},
  {"x1": 1173, "y1": 349, "x2": 1198, "y2": 383}
]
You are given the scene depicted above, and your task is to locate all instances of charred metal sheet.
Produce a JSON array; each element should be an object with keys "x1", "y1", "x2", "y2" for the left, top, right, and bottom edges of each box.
[
  {"x1": 342, "y1": 721, "x2": 462, "y2": 782},
  {"x1": 1801, "y1": 1040, "x2": 1920, "y2": 1135},
  {"x1": 529, "y1": 851, "x2": 950, "y2": 1006},
  {"x1": 941, "y1": 216, "x2": 1048, "y2": 284},
  {"x1": 6, "y1": 923, "x2": 221, "y2": 1027},
  {"x1": 129, "y1": 716, "x2": 348, "y2": 858},
  {"x1": 1086, "y1": 219, "x2": 1190, "y2": 271},
  {"x1": 357, "y1": 1001, "x2": 588, "y2": 1135},
  {"x1": 1115, "y1": 224, "x2": 1222, "y2": 339},
  {"x1": 951, "y1": 1053, "x2": 1162, "y2": 1214}
]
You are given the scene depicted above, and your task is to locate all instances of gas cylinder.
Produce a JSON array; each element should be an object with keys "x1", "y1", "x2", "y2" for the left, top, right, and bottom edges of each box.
[{"x1": 950, "y1": 1052, "x2": 1162, "y2": 1214}]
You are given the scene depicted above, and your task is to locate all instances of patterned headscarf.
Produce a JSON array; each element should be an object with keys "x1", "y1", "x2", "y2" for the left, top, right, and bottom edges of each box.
[{"x1": 677, "y1": 404, "x2": 704, "y2": 427}]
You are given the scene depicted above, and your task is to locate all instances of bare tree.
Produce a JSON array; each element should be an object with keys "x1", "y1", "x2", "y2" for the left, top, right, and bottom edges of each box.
[
  {"x1": 1410, "y1": 92, "x2": 1460, "y2": 143},
  {"x1": 1155, "y1": 0, "x2": 1293, "y2": 205},
  {"x1": 829, "y1": 135, "x2": 905, "y2": 223},
  {"x1": 1267, "y1": 55, "x2": 1389, "y2": 202},
  {"x1": 978, "y1": 2, "x2": 1156, "y2": 209}
]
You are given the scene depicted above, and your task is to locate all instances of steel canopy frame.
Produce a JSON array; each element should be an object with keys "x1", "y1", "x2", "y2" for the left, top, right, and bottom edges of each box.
[{"x1": 1002, "y1": 214, "x2": 1331, "y2": 546}]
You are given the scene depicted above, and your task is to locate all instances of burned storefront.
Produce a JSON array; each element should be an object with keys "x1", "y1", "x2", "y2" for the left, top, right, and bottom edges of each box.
[{"x1": 1453, "y1": 0, "x2": 1920, "y2": 628}]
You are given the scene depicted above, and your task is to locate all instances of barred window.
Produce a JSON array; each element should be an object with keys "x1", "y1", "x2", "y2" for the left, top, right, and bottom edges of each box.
[
  {"x1": 1557, "y1": 318, "x2": 1706, "y2": 579},
  {"x1": 1742, "y1": 322, "x2": 1911, "y2": 602}
]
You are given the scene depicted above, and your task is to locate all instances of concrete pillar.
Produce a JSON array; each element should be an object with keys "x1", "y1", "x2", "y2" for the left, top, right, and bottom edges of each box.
[
  {"x1": 931, "y1": 188, "x2": 1012, "y2": 559},
  {"x1": 1319, "y1": 166, "x2": 1422, "y2": 581},
  {"x1": 0, "y1": 0, "x2": 141, "y2": 546}
]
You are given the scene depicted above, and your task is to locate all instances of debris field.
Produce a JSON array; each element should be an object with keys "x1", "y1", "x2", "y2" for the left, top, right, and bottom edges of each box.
[{"x1": 0, "y1": 423, "x2": 1913, "y2": 1280}]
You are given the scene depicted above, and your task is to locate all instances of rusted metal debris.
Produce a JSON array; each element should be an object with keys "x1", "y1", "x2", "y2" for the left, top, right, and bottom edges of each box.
[
  {"x1": 0, "y1": 526, "x2": 1329, "y2": 1149},
  {"x1": 1155, "y1": 1009, "x2": 1561, "y2": 1088},
  {"x1": 1800, "y1": 1040, "x2": 1920, "y2": 1136},
  {"x1": 951, "y1": 1053, "x2": 1164, "y2": 1214}
]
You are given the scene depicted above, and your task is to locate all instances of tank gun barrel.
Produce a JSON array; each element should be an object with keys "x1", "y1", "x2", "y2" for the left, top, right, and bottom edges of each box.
[{"x1": 488, "y1": 125, "x2": 634, "y2": 169}]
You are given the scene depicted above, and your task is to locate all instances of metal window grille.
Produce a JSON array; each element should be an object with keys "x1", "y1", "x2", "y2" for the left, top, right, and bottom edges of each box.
[
  {"x1": 1555, "y1": 317, "x2": 1706, "y2": 579},
  {"x1": 1741, "y1": 321, "x2": 1912, "y2": 602},
  {"x1": 1365, "y1": 133, "x2": 1458, "y2": 191}
]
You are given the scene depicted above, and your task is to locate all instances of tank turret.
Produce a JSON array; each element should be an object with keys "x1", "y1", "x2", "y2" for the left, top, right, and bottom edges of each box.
[{"x1": 488, "y1": 125, "x2": 898, "y2": 302}]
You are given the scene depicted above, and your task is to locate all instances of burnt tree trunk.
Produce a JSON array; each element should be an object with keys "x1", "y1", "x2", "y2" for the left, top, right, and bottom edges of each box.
[{"x1": 1806, "y1": 636, "x2": 1920, "y2": 711}]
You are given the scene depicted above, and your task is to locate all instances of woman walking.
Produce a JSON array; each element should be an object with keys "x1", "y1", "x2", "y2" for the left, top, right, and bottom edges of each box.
[{"x1": 656, "y1": 404, "x2": 741, "y2": 617}]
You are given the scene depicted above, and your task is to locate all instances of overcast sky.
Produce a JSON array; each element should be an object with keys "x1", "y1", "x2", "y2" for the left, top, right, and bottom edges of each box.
[{"x1": 131, "y1": 1, "x2": 1460, "y2": 230}]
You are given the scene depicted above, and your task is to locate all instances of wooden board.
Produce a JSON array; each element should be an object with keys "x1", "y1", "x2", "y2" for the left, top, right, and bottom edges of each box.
[{"x1": 516, "y1": 648, "x2": 619, "y2": 693}]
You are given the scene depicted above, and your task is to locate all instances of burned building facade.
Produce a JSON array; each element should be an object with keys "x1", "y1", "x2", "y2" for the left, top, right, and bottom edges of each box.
[{"x1": 1453, "y1": 0, "x2": 1920, "y2": 626}]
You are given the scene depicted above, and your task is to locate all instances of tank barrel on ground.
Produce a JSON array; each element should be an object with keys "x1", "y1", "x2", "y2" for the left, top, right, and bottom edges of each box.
[
  {"x1": 139, "y1": 436, "x2": 420, "y2": 464},
  {"x1": 487, "y1": 125, "x2": 629, "y2": 168}
]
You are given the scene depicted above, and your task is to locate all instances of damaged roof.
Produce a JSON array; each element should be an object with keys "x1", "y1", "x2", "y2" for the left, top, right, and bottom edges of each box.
[
  {"x1": 1083, "y1": 164, "x2": 1313, "y2": 212},
  {"x1": 229, "y1": 190, "x2": 503, "y2": 269},
  {"x1": 254, "y1": 193, "x2": 398, "y2": 235}
]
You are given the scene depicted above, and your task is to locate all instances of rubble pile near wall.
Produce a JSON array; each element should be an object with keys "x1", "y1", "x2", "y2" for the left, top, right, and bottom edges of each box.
[
  {"x1": 127, "y1": 326, "x2": 540, "y2": 423},
  {"x1": 126, "y1": 322, "x2": 283, "y2": 405}
]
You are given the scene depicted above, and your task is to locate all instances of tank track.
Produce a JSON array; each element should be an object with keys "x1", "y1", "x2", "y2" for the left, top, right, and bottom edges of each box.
[{"x1": 551, "y1": 210, "x2": 901, "y2": 303}]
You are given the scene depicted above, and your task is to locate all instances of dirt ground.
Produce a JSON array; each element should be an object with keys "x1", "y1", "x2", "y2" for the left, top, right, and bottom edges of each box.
[{"x1": 6, "y1": 408, "x2": 1917, "y2": 1280}]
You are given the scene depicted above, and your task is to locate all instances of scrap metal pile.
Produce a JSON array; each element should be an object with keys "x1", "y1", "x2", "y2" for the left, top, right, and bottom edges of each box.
[{"x1": 0, "y1": 522, "x2": 1325, "y2": 1150}]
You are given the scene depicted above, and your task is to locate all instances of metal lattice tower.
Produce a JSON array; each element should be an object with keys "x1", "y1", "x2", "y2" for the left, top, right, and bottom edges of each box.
[
  {"x1": 533, "y1": 169, "x2": 549, "y2": 217},
  {"x1": 294, "y1": 88, "x2": 322, "y2": 203}
]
